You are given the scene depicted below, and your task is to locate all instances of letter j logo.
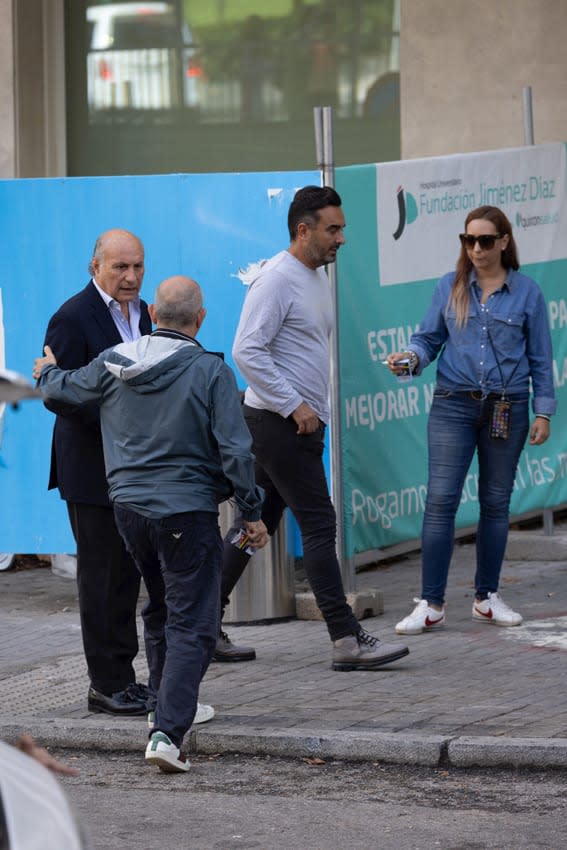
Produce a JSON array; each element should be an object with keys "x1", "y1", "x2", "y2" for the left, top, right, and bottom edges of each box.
[{"x1": 393, "y1": 186, "x2": 418, "y2": 240}]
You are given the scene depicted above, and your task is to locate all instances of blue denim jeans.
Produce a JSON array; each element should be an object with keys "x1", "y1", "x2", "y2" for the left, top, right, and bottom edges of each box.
[
  {"x1": 421, "y1": 390, "x2": 529, "y2": 606},
  {"x1": 114, "y1": 505, "x2": 222, "y2": 747}
]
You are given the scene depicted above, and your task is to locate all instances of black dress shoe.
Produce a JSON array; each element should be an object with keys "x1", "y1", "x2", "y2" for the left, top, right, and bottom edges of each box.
[
  {"x1": 125, "y1": 682, "x2": 151, "y2": 701},
  {"x1": 87, "y1": 684, "x2": 147, "y2": 716}
]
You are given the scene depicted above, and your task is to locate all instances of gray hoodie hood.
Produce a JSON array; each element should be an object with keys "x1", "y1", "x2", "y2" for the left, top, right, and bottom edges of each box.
[{"x1": 103, "y1": 335, "x2": 205, "y2": 394}]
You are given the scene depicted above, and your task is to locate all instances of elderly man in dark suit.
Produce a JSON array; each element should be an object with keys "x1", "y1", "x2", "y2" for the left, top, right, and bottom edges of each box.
[{"x1": 43, "y1": 228, "x2": 151, "y2": 715}]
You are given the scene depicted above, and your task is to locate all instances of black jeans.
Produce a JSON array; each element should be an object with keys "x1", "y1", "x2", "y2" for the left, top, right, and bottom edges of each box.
[
  {"x1": 67, "y1": 502, "x2": 141, "y2": 695},
  {"x1": 221, "y1": 407, "x2": 358, "y2": 641},
  {"x1": 114, "y1": 505, "x2": 222, "y2": 748}
]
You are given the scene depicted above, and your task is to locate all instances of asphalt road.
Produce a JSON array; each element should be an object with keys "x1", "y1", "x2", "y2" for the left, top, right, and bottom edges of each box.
[{"x1": 58, "y1": 750, "x2": 567, "y2": 850}]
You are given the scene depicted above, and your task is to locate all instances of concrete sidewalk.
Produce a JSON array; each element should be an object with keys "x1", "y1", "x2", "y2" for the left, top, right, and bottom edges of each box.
[{"x1": 0, "y1": 531, "x2": 566, "y2": 770}]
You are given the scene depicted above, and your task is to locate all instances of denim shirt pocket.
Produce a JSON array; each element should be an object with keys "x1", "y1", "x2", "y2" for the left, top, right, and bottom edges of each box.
[
  {"x1": 444, "y1": 305, "x2": 478, "y2": 348},
  {"x1": 490, "y1": 312, "x2": 525, "y2": 354}
]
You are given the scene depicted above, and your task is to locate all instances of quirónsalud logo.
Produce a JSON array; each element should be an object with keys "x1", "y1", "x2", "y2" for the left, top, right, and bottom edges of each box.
[{"x1": 393, "y1": 186, "x2": 418, "y2": 240}]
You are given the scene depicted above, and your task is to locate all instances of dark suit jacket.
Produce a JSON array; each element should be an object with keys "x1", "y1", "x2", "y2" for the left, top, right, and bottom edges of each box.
[{"x1": 44, "y1": 281, "x2": 152, "y2": 505}]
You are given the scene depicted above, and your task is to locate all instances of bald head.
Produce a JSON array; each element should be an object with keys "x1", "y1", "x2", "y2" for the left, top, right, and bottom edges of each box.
[
  {"x1": 88, "y1": 229, "x2": 144, "y2": 276},
  {"x1": 151, "y1": 275, "x2": 205, "y2": 334}
]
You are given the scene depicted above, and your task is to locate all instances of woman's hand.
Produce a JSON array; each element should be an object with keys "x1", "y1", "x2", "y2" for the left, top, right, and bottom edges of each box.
[
  {"x1": 529, "y1": 416, "x2": 550, "y2": 445},
  {"x1": 384, "y1": 351, "x2": 418, "y2": 375}
]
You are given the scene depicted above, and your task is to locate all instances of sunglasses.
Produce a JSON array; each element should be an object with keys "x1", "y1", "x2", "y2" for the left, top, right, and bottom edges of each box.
[{"x1": 459, "y1": 233, "x2": 502, "y2": 250}]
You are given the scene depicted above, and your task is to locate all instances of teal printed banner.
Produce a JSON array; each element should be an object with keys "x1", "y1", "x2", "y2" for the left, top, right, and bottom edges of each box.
[{"x1": 336, "y1": 143, "x2": 567, "y2": 558}]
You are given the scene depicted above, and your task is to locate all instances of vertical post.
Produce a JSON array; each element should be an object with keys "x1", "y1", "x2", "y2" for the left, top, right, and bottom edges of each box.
[
  {"x1": 173, "y1": 0, "x2": 186, "y2": 109},
  {"x1": 522, "y1": 86, "x2": 534, "y2": 146},
  {"x1": 313, "y1": 106, "x2": 356, "y2": 591},
  {"x1": 313, "y1": 107, "x2": 324, "y2": 170},
  {"x1": 542, "y1": 509, "x2": 554, "y2": 537},
  {"x1": 522, "y1": 86, "x2": 554, "y2": 537}
]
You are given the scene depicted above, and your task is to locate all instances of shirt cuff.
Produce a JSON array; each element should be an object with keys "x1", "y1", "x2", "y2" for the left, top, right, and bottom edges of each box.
[
  {"x1": 532, "y1": 396, "x2": 557, "y2": 417},
  {"x1": 279, "y1": 392, "x2": 305, "y2": 420}
]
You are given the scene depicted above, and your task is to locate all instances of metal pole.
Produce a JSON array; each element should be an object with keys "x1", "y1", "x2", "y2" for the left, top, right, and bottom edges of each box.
[
  {"x1": 313, "y1": 106, "x2": 356, "y2": 591},
  {"x1": 173, "y1": 0, "x2": 186, "y2": 109},
  {"x1": 522, "y1": 86, "x2": 534, "y2": 146},
  {"x1": 313, "y1": 108, "x2": 324, "y2": 170},
  {"x1": 522, "y1": 87, "x2": 554, "y2": 536},
  {"x1": 543, "y1": 509, "x2": 554, "y2": 537}
]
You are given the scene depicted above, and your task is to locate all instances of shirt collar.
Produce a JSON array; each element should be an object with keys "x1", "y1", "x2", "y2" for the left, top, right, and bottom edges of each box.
[
  {"x1": 92, "y1": 278, "x2": 141, "y2": 309},
  {"x1": 468, "y1": 268, "x2": 514, "y2": 291},
  {"x1": 151, "y1": 328, "x2": 203, "y2": 347}
]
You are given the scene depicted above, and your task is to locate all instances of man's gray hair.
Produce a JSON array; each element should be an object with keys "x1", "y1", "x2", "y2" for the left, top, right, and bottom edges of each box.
[
  {"x1": 154, "y1": 279, "x2": 203, "y2": 329},
  {"x1": 87, "y1": 235, "x2": 104, "y2": 277}
]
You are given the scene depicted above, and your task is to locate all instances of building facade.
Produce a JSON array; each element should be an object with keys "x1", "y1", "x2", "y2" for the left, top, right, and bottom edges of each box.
[{"x1": 1, "y1": 0, "x2": 567, "y2": 180}]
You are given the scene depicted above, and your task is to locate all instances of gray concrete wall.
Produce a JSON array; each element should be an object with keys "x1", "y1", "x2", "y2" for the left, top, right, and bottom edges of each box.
[
  {"x1": 0, "y1": 0, "x2": 15, "y2": 177},
  {"x1": 0, "y1": 0, "x2": 65, "y2": 179},
  {"x1": 4, "y1": 1, "x2": 567, "y2": 177},
  {"x1": 400, "y1": 0, "x2": 567, "y2": 159}
]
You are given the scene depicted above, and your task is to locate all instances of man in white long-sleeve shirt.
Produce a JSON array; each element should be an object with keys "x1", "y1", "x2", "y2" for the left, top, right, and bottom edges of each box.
[{"x1": 215, "y1": 185, "x2": 409, "y2": 671}]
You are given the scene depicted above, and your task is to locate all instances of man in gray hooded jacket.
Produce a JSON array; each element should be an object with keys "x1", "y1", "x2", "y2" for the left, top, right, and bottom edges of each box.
[{"x1": 34, "y1": 276, "x2": 267, "y2": 773}]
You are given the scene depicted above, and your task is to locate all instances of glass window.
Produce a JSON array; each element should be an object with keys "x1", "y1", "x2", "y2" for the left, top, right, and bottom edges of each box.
[{"x1": 66, "y1": 0, "x2": 400, "y2": 175}]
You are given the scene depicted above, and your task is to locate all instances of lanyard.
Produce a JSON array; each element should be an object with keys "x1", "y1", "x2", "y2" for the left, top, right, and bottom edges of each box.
[
  {"x1": 485, "y1": 326, "x2": 522, "y2": 400},
  {"x1": 471, "y1": 282, "x2": 521, "y2": 400}
]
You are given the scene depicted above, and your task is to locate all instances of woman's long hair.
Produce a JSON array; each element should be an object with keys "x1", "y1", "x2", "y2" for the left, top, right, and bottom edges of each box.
[{"x1": 449, "y1": 206, "x2": 520, "y2": 327}]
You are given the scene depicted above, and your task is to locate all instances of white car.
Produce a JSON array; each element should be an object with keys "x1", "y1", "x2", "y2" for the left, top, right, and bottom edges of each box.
[
  {"x1": 0, "y1": 741, "x2": 88, "y2": 849},
  {"x1": 0, "y1": 554, "x2": 15, "y2": 571},
  {"x1": 87, "y1": 2, "x2": 202, "y2": 110}
]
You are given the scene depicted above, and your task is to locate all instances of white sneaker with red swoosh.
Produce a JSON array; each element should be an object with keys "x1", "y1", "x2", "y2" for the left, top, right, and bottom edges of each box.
[
  {"x1": 395, "y1": 598, "x2": 446, "y2": 635},
  {"x1": 472, "y1": 592, "x2": 523, "y2": 626}
]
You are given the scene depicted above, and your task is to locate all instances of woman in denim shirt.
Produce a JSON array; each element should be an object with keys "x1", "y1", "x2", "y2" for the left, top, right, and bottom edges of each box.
[{"x1": 387, "y1": 205, "x2": 556, "y2": 635}]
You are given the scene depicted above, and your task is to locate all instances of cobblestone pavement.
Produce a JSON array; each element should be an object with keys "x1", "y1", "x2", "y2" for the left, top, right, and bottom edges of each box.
[{"x1": 0, "y1": 535, "x2": 566, "y2": 768}]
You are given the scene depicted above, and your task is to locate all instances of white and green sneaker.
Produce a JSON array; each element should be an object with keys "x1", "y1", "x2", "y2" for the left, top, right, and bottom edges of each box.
[
  {"x1": 147, "y1": 702, "x2": 215, "y2": 730},
  {"x1": 193, "y1": 702, "x2": 215, "y2": 724},
  {"x1": 145, "y1": 731, "x2": 189, "y2": 773}
]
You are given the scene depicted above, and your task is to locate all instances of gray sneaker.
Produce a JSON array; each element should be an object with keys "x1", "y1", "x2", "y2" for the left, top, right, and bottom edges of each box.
[
  {"x1": 332, "y1": 629, "x2": 409, "y2": 671},
  {"x1": 213, "y1": 630, "x2": 256, "y2": 662}
]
